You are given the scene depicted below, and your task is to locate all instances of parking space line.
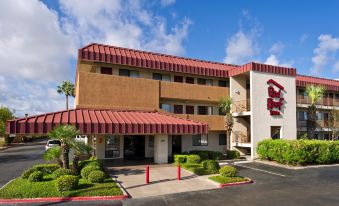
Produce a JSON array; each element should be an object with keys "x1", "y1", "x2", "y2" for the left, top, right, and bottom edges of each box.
[{"x1": 235, "y1": 164, "x2": 286, "y2": 177}]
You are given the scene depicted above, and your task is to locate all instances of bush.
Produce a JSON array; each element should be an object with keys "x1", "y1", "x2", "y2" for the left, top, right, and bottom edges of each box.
[
  {"x1": 174, "y1": 155, "x2": 188, "y2": 163},
  {"x1": 81, "y1": 165, "x2": 102, "y2": 179},
  {"x1": 55, "y1": 175, "x2": 79, "y2": 191},
  {"x1": 209, "y1": 151, "x2": 223, "y2": 160},
  {"x1": 186, "y1": 155, "x2": 201, "y2": 164},
  {"x1": 28, "y1": 171, "x2": 43, "y2": 182},
  {"x1": 78, "y1": 157, "x2": 101, "y2": 171},
  {"x1": 33, "y1": 164, "x2": 59, "y2": 175},
  {"x1": 219, "y1": 166, "x2": 237, "y2": 177},
  {"x1": 257, "y1": 139, "x2": 339, "y2": 165},
  {"x1": 191, "y1": 167, "x2": 209, "y2": 175},
  {"x1": 52, "y1": 168, "x2": 73, "y2": 180},
  {"x1": 0, "y1": 140, "x2": 6, "y2": 147},
  {"x1": 203, "y1": 160, "x2": 220, "y2": 174},
  {"x1": 189, "y1": 151, "x2": 209, "y2": 160},
  {"x1": 189, "y1": 150, "x2": 223, "y2": 160},
  {"x1": 88, "y1": 170, "x2": 106, "y2": 183},
  {"x1": 21, "y1": 167, "x2": 37, "y2": 179},
  {"x1": 227, "y1": 150, "x2": 241, "y2": 159}
]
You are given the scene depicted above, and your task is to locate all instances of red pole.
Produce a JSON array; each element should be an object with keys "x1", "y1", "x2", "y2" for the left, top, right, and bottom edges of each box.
[
  {"x1": 178, "y1": 164, "x2": 181, "y2": 181},
  {"x1": 146, "y1": 165, "x2": 149, "y2": 184}
]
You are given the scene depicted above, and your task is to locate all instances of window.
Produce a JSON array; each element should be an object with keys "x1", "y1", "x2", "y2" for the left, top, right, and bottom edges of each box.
[
  {"x1": 192, "y1": 134, "x2": 208, "y2": 146},
  {"x1": 101, "y1": 67, "x2": 112, "y2": 75},
  {"x1": 198, "y1": 106, "x2": 213, "y2": 115},
  {"x1": 197, "y1": 78, "x2": 212, "y2": 86},
  {"x1": 105, "y1": 135, "x2": 120, "y2": 158},
  {"x1": 174, "y1": 76, "x2": 183, "y2": 83},
  {"x1": 316, "y1": 111, "x2": 324, "y2": 120},
  {"x1": 271, "y1": 126, "x2": 281, "y2": 140},
  {"x1": 153, "y1": 73, "x2": 170, "y2": 81},
  {"x1": 160, "y1": 103, "x2": 171, "y2": 112},
  {"x1": 298, "y1": 111, "x2": 307, "y2": 121},
  {"x1": 219, "y1": 133, "x2": 227, "y2": 145},
  {"x1": 335, "y1": 94, "x2": 339, "y2": 102},
  {"x1": 218, "y1": 80, "x2": 229, "y2": 87},
  {"x1": 174, "y1": 105, "x2": 183, "y2": 114},
  {"x1": 186, "y1": 77, "x2": 194, "y2": 84},
  {"x1": 186, "y1": 105, "x2": 194, "y2": 114},
  {"x1": 119, "y1": 69, "x2": 139, "y2": 78},
  {"x1": 299, "y1": 89, "x2": 306, "y2": 98}
]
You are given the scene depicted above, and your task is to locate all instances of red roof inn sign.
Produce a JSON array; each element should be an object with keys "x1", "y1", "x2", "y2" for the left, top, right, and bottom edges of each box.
[{"x1": 267, "y1": 79, "x2": 285, "y2": 116}]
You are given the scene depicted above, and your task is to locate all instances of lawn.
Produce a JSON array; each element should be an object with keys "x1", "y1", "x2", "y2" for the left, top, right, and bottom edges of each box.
[
  {"x1": 174, "y1": 163, "x2": 211, "y2": 175},
  {"x1": 0, "y1": 176, "x2": 122, "y2": 199},
  {"x1": 208, "y1": 175, "x2": 249, "y2": 184}
]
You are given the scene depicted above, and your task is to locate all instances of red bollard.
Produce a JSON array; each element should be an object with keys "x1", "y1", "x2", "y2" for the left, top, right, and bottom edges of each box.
[
  {"x1": 146, "y1": 165, "x2": 149, "y2": 184},
  {"x1": 178, "y1": 164, "x2": 181, "y2": 181}
]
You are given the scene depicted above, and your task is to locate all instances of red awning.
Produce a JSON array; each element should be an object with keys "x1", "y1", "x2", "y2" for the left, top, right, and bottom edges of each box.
[{"x1": 6, "y1": 109, "x2": 208, "y2": 135}]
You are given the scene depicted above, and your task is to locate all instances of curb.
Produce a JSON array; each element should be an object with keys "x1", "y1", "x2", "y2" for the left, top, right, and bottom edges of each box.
[
  {"x1": 218, "y1": 179, "x2": 254, "y2": 188},
  {"x1": 0, "y1": 195, "x2": 129, "y2": 204}
]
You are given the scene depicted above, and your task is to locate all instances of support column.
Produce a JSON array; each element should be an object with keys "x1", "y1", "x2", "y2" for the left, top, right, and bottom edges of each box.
[{"x1": 154, "y1": 135, "x2": 168, "y2": 164}]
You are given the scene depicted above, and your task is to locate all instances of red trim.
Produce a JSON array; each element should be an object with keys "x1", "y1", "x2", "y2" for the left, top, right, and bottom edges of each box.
[
  {"x1": 267, "y1": 79, "x2": 284, "y2": 90},
  {"x1": 296, "y1": 75, "x2": 339, "y2": 91},
  {"x1": 0, "y1": 195, "x2": 129, "y2": 204},
  {"x1": 229, "y1": 62, "x2": 296, "y2": 77},
  {"x1": 6, "y1": 109, "x2": 208, "y2": 135},
  {"x1": 218, "y1": 179, "x2": 253, "y2": 188}
]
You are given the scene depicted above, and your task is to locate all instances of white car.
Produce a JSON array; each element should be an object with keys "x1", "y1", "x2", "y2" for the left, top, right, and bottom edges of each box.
[{"x1": 45, "y1": 139, "x2": 61, "y2": 151}]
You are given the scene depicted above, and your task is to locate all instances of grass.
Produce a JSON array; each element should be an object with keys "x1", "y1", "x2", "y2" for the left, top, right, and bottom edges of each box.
[
  {"x1": 174, "y1": 163, "x2": 210, "y2": 175},
  {"x1": 208, "y1": 175, "x2": 249, "y2": 184},
  {"x1": 0, "y1": 176, "x2": 123, "y2": 199}
]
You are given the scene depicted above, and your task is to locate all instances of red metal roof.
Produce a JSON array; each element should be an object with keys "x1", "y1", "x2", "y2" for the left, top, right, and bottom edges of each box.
[
  {"x1": 78, "y1": 43, "x2": 238, "y2": 78},
  {"x1": 296, "y1": 75, "x2": 339, "y2": 91},
  {"x1": 6, "y1": 109, "x2": 208, "y2": 135},
  {"x1": 228, "y1": 62, "x2": 297, "y2": 77}
]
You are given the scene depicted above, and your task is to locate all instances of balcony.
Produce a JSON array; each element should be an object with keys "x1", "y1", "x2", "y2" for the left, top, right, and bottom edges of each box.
[
  {"x1": 232, "y1": 99, "x2": 251, "y2": 113},
  {"x1": 160, "y1": 81, "x2": 229, "y2": 103},
  {"x1": 297, "y1": 95, "x2": 339, "y2": 107},
  {"x1": 174, "y1": 114, "x2": 225, "y2": 131},
  {"x1": 232, "y1": 131, "x2": 251, "y2": 147}
]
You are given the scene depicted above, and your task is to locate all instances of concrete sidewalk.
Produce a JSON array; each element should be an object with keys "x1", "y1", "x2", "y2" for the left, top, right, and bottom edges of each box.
[{"x1": 105, "y1": 163, "x2": 217, "y2": 198}]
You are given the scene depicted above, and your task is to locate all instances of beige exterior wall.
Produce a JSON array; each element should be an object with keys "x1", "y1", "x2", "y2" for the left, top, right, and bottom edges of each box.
[
  {"x1": 250, "y1": 71, "x2": 297, "y2": 158},
  {"x1": 95, "y1": 135, "x2": 124, "y2": 159}
]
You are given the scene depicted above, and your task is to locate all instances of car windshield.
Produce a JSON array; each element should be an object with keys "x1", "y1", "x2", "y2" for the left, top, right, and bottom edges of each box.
[{"x1": 48, "y1": 140, "x2": 61, "y2": 145}]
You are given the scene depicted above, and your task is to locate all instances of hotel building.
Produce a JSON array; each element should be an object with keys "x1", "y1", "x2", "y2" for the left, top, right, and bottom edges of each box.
[{"x1": 7, "y1": 43, "x2": 339, "y2": 163}]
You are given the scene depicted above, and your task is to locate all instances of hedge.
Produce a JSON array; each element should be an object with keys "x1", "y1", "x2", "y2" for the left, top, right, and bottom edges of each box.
[
  {"x1": 257, "y1": 139, "x2": 339, "y2": 165},
  {"x1": 55, "y1": 175, "x2": 79, "y2": 192},
  {"x1": 81, "y1": 165, "x2": 102, "y2": 179},
  {"x1": 203, "y1": 160, "x2": 220, "y2": 174},
  {"x1": 226, "y1": 150, "x2": 241, "y2": 159},
  {"x1": 186, "y1": 155, "x2": 201, "y2": 164},
  {"x1": 189, "y1": 150, "x2": 223, "y2": 160},
  {"x1": 174, "y1": 155, "x2": 188, "y2": 163},
  {"x1": 219, "y1": 166, "x2": 237, "y2": 177},
  {"x1": 52, "y1": 168, "x2": 73, "y2": 180},
  {"x1": 28, "y1": 171, "x2": 43, "y2": 182},
  {"x1": 88, "y1": 170, "x2": 106, "y2": 183}
]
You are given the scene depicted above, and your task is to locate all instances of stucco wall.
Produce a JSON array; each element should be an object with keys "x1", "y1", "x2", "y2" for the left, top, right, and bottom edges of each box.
[
  {"x1": 250, "y1": 71, "x2": 297, "y2": 158},
  {"x1": 181, "y1": 132, "x2": 227, "y2": 153}
]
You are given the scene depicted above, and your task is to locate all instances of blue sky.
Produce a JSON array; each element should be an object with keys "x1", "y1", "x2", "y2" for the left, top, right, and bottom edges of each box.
[{"x1": 0, "y1": 0, "x2": 338, "y2": 117}]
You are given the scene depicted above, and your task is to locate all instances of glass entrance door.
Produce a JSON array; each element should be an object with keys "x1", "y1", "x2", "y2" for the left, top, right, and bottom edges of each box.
[
  {"x1": 172, "y1": 135, "x2": 182, "y2": 154},
  {"x1": 123, "y1": 135, "x2": 145, "y2": 160}
]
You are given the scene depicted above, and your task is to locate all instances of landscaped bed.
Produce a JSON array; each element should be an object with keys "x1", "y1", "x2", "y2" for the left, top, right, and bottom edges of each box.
[
  {"x1": 0, "y1": 159, "x2": 122, "y2": 199},
  {"x1": 207, "y1": 165, "x2": 252, "y2": 187}
]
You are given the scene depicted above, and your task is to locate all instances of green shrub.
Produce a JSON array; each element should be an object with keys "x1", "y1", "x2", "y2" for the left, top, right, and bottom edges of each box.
[
  {"x1": 219, "y1": 166, "x2": 237, "y2": 177},
  {"x1": 28, "y1": 171, "x2": 43, "y2": 182},
  {"x1": 81, "y1": 165, "x2": 102, "y2": 179},
  {"x1": 52, "y1": 168, "x2": 73, "y2": 180},
  {"x1": 189, "y1": 150, "x2": 223, "y2": 160},
  {"x1": 209, "y1": 151, "x2": 223, "y2": 160},
  {"x1": 189, "y1": 151, "x2": 209, "y2": 160},
  {"x1": 33, "y1": 164, "x2": 59, "y2": 175},
  {"x1": 191, "y1": 167, "x2": 209, "y2": 175},
  {"x1": 203, "y1": 160, "x2": 220, "y2": 174},
  {"x1": 21, "y1": 167, "x2": 37, "y2": 179},
  {"x1": 78, "y1": 157, "x2": 101, "y2": 171},
  {"x1": 55, "y1": 175, "x2": 79, "y2": 191},
  {"x1": 0, "y1": 140, "x2": 6, "y2": 147},
  {"x1": 257, "y1": 139, "x2": 339, "y2": 165},
  {"x1": 201, "y1": 160, "x2": 209, "y2": 168},
  {"x1": 88, "y1": 170, "x2": 106, "y2": 183},
  {"x1": 186, "y1": 155, "x2": 201, "y2": 164},
  {"x1": 227, "y1": 150, "x2": 241, "y2": 159},
  {"x1": 174, "y1": 155, "x2": 188, "y2": 163}
]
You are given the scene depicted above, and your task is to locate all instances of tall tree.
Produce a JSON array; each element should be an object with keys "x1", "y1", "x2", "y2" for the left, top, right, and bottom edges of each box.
[
  {"x1": 219, "y1": 97, "x2": 233, "y2": 150},
  {"x1": 48, "y1": 125, "x2": 80, "y2": 169},
  {"x1": 328, "y1": 108, "x2": 339, "y2": 140},
  {"x1": 0, "y1": 106, "x2": 15, "y2": 137},
  {"x1": 43, "y1": 146, "x2": 63, "y2": 167},
  {"x1": 305, "y1": 85, "x2": 325, "y2": 139},
  {"x1": 71, "y1": 141, "x2": 92, "y2": 174},
  {"x1": 57, "y1": 81, "x2": 75, "y2": 110}
]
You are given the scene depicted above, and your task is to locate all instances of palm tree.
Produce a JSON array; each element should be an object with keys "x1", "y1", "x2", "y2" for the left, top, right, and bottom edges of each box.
[
  {"x1": 219, "y1": 97, "x2": 233, "y2": 150},
  {"x1": 43, "y1": 146, "x2": 63, "y2": 167},
  {"x1": 48, "y1": 125, "x2": 80, "y2": 169},
  {"x1": 71, "y1": 141, "x2": 92, "y2": 174},
  {"x1": 57, "y1": 81, "x2": 75, "y2": 110},
  {"x1": 305, "y1": 85, "x2": 325, "y2": 139}
]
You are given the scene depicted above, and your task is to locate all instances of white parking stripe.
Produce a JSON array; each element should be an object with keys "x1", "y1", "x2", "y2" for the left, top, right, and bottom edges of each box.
[{"x1": 235, "y1": 164, "x2": 286, "y2": 177}]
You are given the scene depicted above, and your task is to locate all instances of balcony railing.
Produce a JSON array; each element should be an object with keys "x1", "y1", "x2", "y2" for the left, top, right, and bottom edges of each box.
[
  {"x1": 297, "y1": 95, "x2": 339, "y2": 107},
  {"x1": 232, "y1": 131, "x2": 251, "y2": 143},
  {"x1": 232, "y1": 99, "x2": 251, "y2": 113},
  {"x1": 297, "y1": 120, "x2": 339, "y2": 129}
]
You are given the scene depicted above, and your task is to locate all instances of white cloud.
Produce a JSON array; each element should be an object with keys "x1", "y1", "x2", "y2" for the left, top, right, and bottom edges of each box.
[
  {"x1": 269, "y1": 42, "x2": 285, "y2": 54},
  {"x1": 160, "y1": 0, "x2": 176, "y2": 6},
  {"x1": 264, "y1": 54, "x2": 292, "y2": 67},
  {"x1": 0, "y1": 0, "x2": 191, "y2": 116},
  {"x1": 311, "y1": 34, "x2": 339, "y2": 74},
  {"x1": 223, "y1": 31, "x2": 258, "y2": 64}
]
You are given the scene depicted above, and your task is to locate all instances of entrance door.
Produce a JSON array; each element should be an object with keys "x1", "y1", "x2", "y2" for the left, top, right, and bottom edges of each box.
[
  {"x1": 124, "y1": 135, "x2": 145, "y2": 160},
  {"x1": 172, "y1": 135, "x2": 182, "y2": 154}
]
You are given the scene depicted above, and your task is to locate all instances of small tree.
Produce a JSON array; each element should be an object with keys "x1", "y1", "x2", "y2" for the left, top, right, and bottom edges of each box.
[
  {"x1": 71, "y1": 141, "x2": 92, "y2": 174},
  {"x1": 219, "y1": 97, "x2": 233, "y2": 149},
  {"x1": 57, "y1": 81, "x2": 75, "y2": 110},
  {"x1": 43, "y1": 146, "x2": 63, "y2": 167},
  {"x1": 305, "y1": 85, "x2": 325, "y2": 139},
  {"x1": 48, "y1": 125, "x2": 80, "y2": 169},
  {"x1": 328, "y1": 108, "x2": 339, "y2": 140},
  {"x1": 0, "y1": 106, "x2": 15, "y2": 138}
]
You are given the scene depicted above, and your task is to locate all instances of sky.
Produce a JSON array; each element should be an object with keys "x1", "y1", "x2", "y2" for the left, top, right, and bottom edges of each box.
[{"x1": 0, "y1": 0, "x2": 339, "y2": 117}]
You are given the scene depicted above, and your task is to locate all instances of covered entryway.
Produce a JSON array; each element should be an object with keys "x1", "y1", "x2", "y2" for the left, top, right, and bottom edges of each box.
[{"x1": 124, "y1": 135, "x2": 145, "y2": 160}]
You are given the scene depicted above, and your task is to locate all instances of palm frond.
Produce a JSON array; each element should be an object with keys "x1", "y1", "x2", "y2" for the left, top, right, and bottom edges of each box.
[{"x1": 219, "y1": 97, "x2": 232, "y2": 114}]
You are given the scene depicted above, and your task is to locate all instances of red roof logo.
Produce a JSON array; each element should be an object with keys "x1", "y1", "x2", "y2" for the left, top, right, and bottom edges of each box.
[{"x1": 267, "y1": 79, "x2": 284, "y2": 91}]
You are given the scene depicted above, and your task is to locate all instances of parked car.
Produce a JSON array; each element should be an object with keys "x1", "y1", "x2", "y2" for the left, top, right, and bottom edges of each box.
[{"x1": 45, "y1": 139, "x2": 61, "y2": 151}]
